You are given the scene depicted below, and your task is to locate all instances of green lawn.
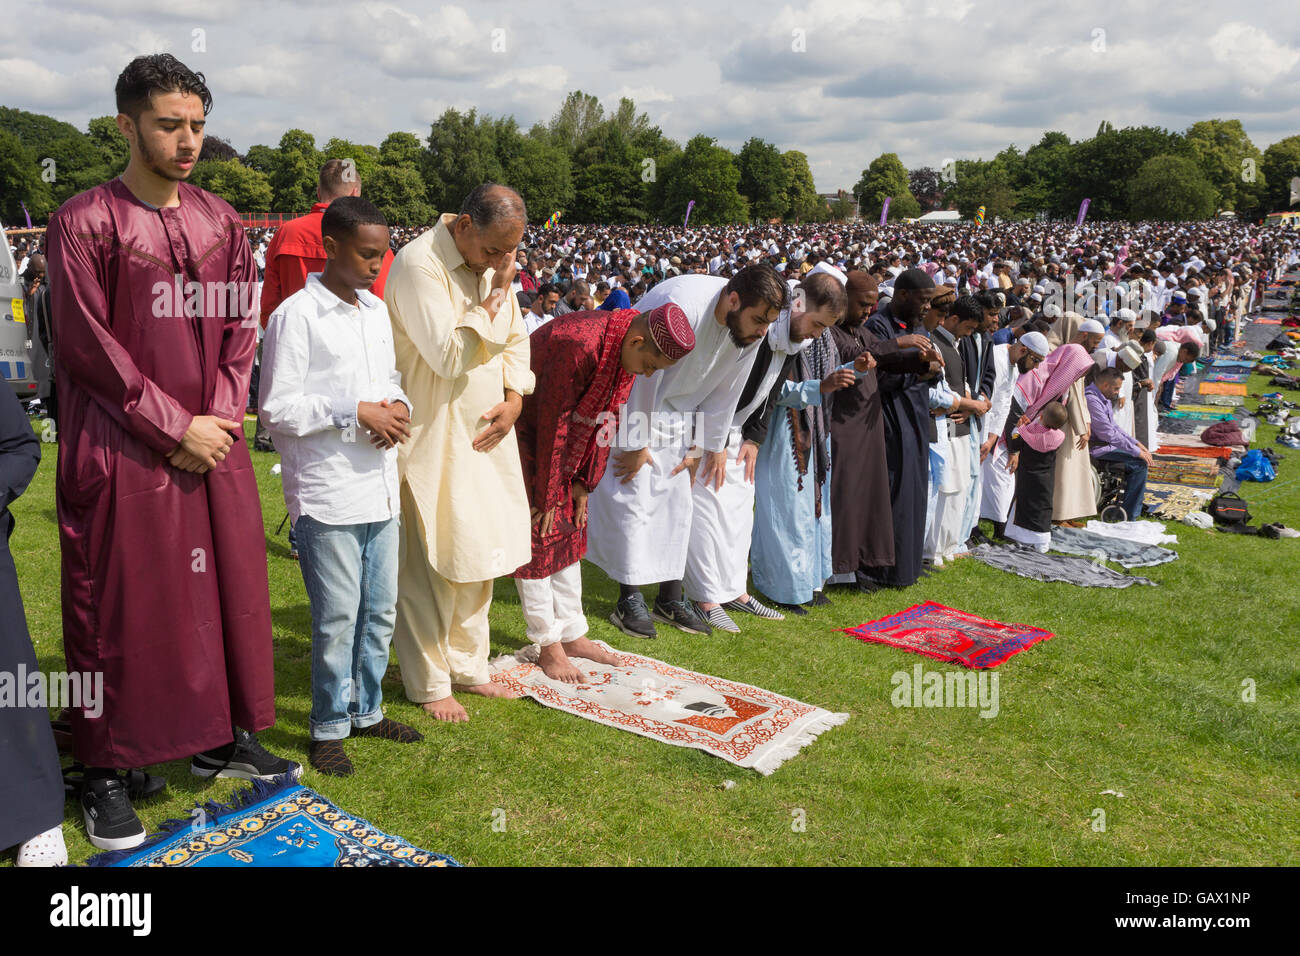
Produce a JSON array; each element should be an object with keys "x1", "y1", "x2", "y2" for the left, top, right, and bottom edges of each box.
[{"x1": 8, "y1": 371, "x2": 1300, "y2": 866}]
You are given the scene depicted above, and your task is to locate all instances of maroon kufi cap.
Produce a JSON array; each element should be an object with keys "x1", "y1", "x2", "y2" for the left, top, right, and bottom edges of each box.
[{"x1": 646, "y1": 303, "x2": 694, "y2": 361}]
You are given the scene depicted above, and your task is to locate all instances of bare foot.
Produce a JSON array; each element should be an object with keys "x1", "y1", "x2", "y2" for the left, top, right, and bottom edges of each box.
[
  {"x1": 453, "y1": 681, "x2": 523, "y2": 700},
  {"x1": 564, "y1": 636, "x2": 623, "y2": 667},
  {"x1": 537, "y1": 643, "x2": 585, "y2": 683},
  {"x1": 421, "y1": 695, "x2": 469, "y2": 723},
  {"x1": 696, "y1": 601, "x2": 720, "y2": 611}
]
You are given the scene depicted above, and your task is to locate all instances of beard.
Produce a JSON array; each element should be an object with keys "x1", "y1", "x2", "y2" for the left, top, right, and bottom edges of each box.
[
  {"x1": 724, "y1": 308, "x2": 760, "y2": 348},
  {"x1": 1016, "y1": 355, "x2": 1038, "y2": 374},
  {"x1": 136, "y1": 128, "x2": 190, "y2": 182}
]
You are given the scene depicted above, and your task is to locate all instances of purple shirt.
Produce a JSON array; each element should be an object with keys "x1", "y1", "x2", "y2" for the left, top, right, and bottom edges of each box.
[{"x1": 1086, "y1": 382, "x2": 1142, "y2": 458}]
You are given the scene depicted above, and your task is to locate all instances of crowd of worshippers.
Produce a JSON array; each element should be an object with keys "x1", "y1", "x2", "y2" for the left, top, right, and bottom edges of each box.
[{"x1": 7, "y1": 53, "x2": 1300, "y2": 867}]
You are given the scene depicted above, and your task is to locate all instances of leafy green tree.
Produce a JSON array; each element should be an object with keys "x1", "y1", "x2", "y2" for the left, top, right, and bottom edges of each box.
[
  {"x1": 1018, "y1": 130, "x2": 1074, "y2": 217},
  {"x1": 32, "y1": 135, "x2": 108, "y2": 206},
  {"x1": 188, "y1": 158, "x2": 273, "y2": 210},
  {"x1": 854, "y1": 153, "x2": 919, "y2": 220},
  {"x1": 0, "y1": 128, "x2": 53, "y2": 221},
  {"x1": 378, "y1": 131, "x2": 422, "y2": 169},
  {"x1": 321, "y1": 138, "x2": 379, "y2": 187},
  {"x1": 505, "y1": 136, "x2": 574, "y2": 221},
  {"x1": 0, "y1": 107, "x2": 81, "y2": 150},
  {"x1": 366, "y1": 164, "x2": 435, "y2": 225},
  {"x1": 908, "y1": 167, "x2": 945, "y2": 213},
  {"x1": 86, "y1": 115, "x2": 129, "y2": 171},
  {"x1": 1126, "y1": 154, "x2": 1218, "y2": 221},
  {"x1": 736, "y1": 137, "x2": 788, "y2": 220},
  {"x1": 270, "y1": 129, "x2": 321, "y2": 212},
  {"x1": 570, "y1": 124, "x2": 644, "y2": 223},
  {"x1": 1184, "y1": 119, "x2": 1267, "y2": 218},
  {"x1": 657, "y1": 135, "x2": 748, "y2": 224},
  {"x1": 423, "y1": 108, "x2": 504, "y2": 213},
  {"x1": 1261, "y1": 135, "x2": 1300, "y2": 214},
  {"x1": 243, "y1": 144, "x2": 277, "y2": 175},
  {"x1": 782, "y1": 150, "x2": 823, "y2": 222},
  {"x1": 547, "y1": 91, "x2": 605, "y2": 152},
  {"x1": 1066, "y1": 124, "x2": 1186, "y2": 219}
]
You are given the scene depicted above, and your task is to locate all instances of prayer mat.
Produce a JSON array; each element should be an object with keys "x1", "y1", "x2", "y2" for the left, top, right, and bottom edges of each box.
[
  {"x1": 1160, "y1": 409, "x2": 1234, "y2": 421},
  {"x1": 1204, "y1": 371, "x2": 1251, "y2": 383},
  {"x1": 1147, "y1": 457, "x2": 1224, "y2": 488},
  {"x1": 1155, "y1": 431, "x2": 1215, "y2": 447},
  {"x1": 1049, "y1": 526, "x2": 1178, "y2": 569},
  {"x1": 1144, "y1": 481, "x2": 1213, "y2": 520},
  {"x1": 1211, "y1": 359, "x2": 1259, "y2": 369},
  {"x1": 1200, "y1": 394, "x2": 1246, "y2": 407},
  {"x1": 1197, "y1": 382, "x2": 1248, "y2": 396},
  {"x1": 841, "y1": 601, "x2": 1052, "y2": 669},
  {"x1": 85, "y1": 776, "x2": 460, "y2": 867},
  {"x1": 970, "y1": 544, "x2": 1156, "y2": 589},
  {"x1": 1253, "y1": 317, "x2": 1282, "y2": 325},
  {"x1": 489, "y1": 642, "x2": 847, "y2": 775},
  {"x1": 1172, "y1": 403, "x2": 1241, "y2": 415},
  {"x1": 1083, "y1": 519, "x2": 1177, "y2": 546},
  {"x1": 1157, "y1": 417, "x2": 1209, "y2": 435},
  {"x1": 1155, "y1": 445, "x2": 1232, "y2": 460}
]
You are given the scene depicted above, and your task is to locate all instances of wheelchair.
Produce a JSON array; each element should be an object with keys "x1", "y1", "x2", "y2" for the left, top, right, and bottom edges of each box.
[{"x1": 1092, "y1": 459, "x2": 1131, "y2": 523}]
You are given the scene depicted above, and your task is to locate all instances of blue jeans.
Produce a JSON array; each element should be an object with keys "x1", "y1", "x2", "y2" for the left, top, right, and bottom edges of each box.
[
  {"x1": 295, "y1": 515, "x2": 398, "y2": 740},
  {"x1": 1094, "y1": 451, "x2": 1148, "y2": 520}
]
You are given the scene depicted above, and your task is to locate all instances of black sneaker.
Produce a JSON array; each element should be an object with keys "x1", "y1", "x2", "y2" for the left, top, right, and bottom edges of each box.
[
  {"x1": 81, "y1": 778, "x2": 146, "y2": 851},
  {"x1": 610, "y1": 592, "x2": 657, "y2": 639},
  {"x1": 191, "y1": 728, "x2": 303, "y2": 782},
  {"x1": 651, "y1": 598, "x2": 713, "y2": 635}
]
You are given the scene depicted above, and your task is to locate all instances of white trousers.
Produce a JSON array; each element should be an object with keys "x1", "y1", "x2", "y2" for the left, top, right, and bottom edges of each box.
[
  {"x1": 513, "y1": 562, "x2": 589, "y2": 646},
  {"x1": 684, "y1": 427, "x2": 755, "y2": 603}
]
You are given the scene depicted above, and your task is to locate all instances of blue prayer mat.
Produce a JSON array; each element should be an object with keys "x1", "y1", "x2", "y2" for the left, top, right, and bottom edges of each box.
[{"x1": 85, "y1": 776, "x2": 460, "y2": 867}]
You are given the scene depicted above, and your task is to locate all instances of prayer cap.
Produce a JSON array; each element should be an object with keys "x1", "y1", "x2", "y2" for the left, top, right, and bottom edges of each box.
[
  {"x1": 1116, "y1": 341, "x2": 1143, "y2": 369},
  {"x1": 1079, "y1": 318, "x2": 1106, "y2": 335},
  {"x1": 1116, "y1": 308, "x2": 1137, "y2": 322},
  {"x1": 808, "y1": 261, "x2": 848, "y2": 285},
  {"x1": 893, "y1": 267, "x2": 936, "y2": 291},
  {"x1": 1020, "y1": 331, "x2": 1050, "y2": 357},
  {"x1": 646, "y1": 304, "x2": 695, "y2": 361}
]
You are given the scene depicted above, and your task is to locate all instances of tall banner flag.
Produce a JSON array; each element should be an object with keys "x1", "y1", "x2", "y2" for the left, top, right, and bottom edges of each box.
[
  {"x1": 20, "y1": 201, "x2": 32, "y2": 229},
  {"x1": 1076, "y1": 198, "x2": 1091, "y2": 228},
  {"x1": 684, "y1": 200, "x2": 696, "y2": 228},
  {"x1": 879, "y1": 197, "x2": 892, "y2": 226},
  {"x1": 974, "y1": 205, "x2": 986, "y2": 226}
]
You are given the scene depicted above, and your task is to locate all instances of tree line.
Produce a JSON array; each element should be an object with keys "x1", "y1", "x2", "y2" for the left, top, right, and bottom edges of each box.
[{"x1": 2, "y1": 97, "x2": 1297, "y2": 227}]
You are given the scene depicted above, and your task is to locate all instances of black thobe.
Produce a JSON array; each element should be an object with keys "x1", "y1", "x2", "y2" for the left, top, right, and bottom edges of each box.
[
  {"x1": 865, "y1": 304, "x2": 937, "y2": 587},
  {"x1": 828, "y1": 322, "x2": 928, "y2": 575},
  {"x1": 0, "y1": 388, "x2": 64, "y2": 851},
  {"x1": 1004, "y1": 399, "x2": 1056, "y2": 533}
]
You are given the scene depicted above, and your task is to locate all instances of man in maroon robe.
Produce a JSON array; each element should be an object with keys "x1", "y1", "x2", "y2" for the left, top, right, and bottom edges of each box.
[
  {"x1": 46, "y1": 53, "x2": 297, "y2": 851},
  {"x1": 512, "y1": 304, "x2": 694, "y2": 682}
]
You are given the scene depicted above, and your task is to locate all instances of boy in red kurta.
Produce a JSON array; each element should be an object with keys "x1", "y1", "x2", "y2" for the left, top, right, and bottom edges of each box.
[{"x1": 512, "y1": 304, "x2": 694, "y2": 682}]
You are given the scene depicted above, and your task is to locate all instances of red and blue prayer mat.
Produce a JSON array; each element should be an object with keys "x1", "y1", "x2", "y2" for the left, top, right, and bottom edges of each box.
[
  {"x1": 843, "y1": 602, "x2": 1053, "y2": 669},
  {"x1": 85, "y1": 775, "x2": 460, "y2": 867}
]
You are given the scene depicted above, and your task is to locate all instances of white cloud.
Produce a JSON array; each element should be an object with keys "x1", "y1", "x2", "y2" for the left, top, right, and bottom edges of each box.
[{"x1": 1208, "y1": 23, "x2": 1300, "y2": 88}]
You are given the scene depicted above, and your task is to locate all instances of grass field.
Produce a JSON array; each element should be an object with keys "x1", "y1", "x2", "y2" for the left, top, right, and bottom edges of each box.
[{"x1": 8, "y1": 366, "x2": 1300, "y2": 867}]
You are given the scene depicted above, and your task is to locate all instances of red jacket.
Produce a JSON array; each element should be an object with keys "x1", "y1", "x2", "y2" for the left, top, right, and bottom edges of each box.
[{"x1": 258, "y1": 202, "x2": 395, "y2": 327}]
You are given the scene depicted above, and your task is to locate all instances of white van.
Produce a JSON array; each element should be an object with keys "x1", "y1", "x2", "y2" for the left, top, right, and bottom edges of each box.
[{"x1": 0, "y1": 225, "x2": 38, "y2": 401}]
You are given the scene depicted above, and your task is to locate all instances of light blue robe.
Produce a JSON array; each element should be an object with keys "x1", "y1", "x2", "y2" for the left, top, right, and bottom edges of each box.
[{"x1": 751, "y1": 379, "x2": 833, "y2": 605}]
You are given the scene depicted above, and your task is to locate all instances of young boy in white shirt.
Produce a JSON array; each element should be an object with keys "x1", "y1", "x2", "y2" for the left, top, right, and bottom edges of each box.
[{"x1": 260, "y1": 197, "x2": 422, "y2": 776}]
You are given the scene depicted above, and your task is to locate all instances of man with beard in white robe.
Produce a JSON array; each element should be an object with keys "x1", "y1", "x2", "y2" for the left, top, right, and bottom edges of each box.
[
  {"x1": 684, "y1": 268, "x2": 847, "y2": 632},
  {"x1": 586, "y1": 266, "x2": 788, "y2": 639},
  {"x1": 980, "y1": 331, "x2": 1049, "y2": 538}
]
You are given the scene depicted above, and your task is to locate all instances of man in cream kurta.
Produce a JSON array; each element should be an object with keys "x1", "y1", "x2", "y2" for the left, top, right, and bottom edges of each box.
[{"x1": 384, "y1": 190, "x2": 534, "y2": 723}]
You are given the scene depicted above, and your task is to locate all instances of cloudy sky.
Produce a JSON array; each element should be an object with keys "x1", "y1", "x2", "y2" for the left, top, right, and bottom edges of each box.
[{"x1": 5, "y1": 0, "x2": 1298, "y2": 191}]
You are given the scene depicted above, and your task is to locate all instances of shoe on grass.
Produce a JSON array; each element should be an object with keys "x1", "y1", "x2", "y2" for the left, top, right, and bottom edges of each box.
[
  {"x1": 308, "y1": 739, "x2": 354, "y2": 777},
  {"x1": 352, "y1": 717, "x2": 423, "y2": 743},
  {"x1": 652, "y1": 598, "x2": 713, "y2": 635},
  {"x1": 16, "y1": 825, "x2": 67, "y2": 867},
  {"x1": 722, "y1": 596, "x2": 785, "y2": 620},
  {"x1": 610, "y1": 592, "x2": 657, "y2": 639},
  {"x1": 696, "y1": 603, "x2": 740, "y2": 633},
  {"x1": 192, "y1": 728, "x2": 302, "y2": 782},
  {"x1": 82, "y1": 778, "x2": 145, "y2": 852}
]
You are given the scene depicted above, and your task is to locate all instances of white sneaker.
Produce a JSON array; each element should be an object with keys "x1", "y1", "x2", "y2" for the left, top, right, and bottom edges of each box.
[{"x1": 16, "y1": 825, "x2": 67, "y2": 867}]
